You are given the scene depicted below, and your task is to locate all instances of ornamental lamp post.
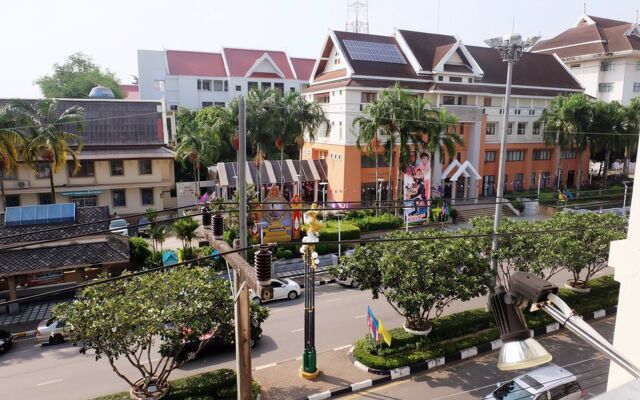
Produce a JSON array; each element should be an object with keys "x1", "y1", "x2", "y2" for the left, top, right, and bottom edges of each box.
[{"x1": 484, "y1": 32, "x2": 539, "y2": 292}]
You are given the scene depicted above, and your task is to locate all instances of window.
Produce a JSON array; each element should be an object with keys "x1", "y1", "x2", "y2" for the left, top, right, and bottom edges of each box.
[
  {"x1": 5, "y1": 194, "x2": 20, "y2": 207},
  {"x1": 456, "y1": 152, "x2": 461, "y2": 162},
  {"x1": 533, "y1": 122, "x2": 541, "y2": 135},
  {"x1": 438, "y1": 76, "x2": 443, "y2": 81},
  {"x1": 235, "y1": 85, "x2": 242, "y2": 91},
  {"x1": 224, "y1": 81, "x2": 228, "y2": 92},
  {"x1": 483, "y1": 176, "x2": 495, "y2": 196},
  {"x1": 485, "y1": 151, "x2": 496, "y2": 162},
  {"x1": 213, "y1": 80, "x2": 223, "y2": 91},
  {"x1": 290, "y1": 87, "x2": 296, "y2": 92},
  {"x1": 636, "y1": 61, "x2": 640, "y2": 71},
  {"x1": 561, "y1": 150, "x2": 577, "y2": 159},
  {"x1": 314, "y1": 93, "x2": 330, "y2": 103},
  {"x1": 361, "y1": 92, "x2": 377, "y2": 103},
  {"x1": 456, "y1": 96, "x2": 466, "y2": 105},
  {"x1": 449, "y1": 76, "x2": 462, "y2": 83},
  {"x1": 214, "y1": 102, "x2": 225, "y2": 107},
  {"x1": 141, "y1": 188, "x2": 154, "y2": 205},
  {"x1": 0, "y1": 168, "x2": 17, "y2": 180},
  {"x1": 36, "y1": 164, "x2": 51, "y2": 179},
  {"x1": 112, "y1": 189, "x2": 126, "y2": 207},
  {"x1": 633, "y1": 82, "x2": 640, "y2": 92},
  {"x1": 38, "y1": 193, "x2": 53, "y2": 205},
  {"x1": 248, "y1": 82, "x2": 258, "y2": 92},
  {"x1": 202, "y1": 101, "x2": 213, "y2": 108},
  {"x1": 599, "y1": 83, "x2": 614, "y2": 92},
  {"x1": 360, "y1": 154, "x2": 389, "y2": 168},
  {"x1": 468, "y1": 78, "x2": 473, "y2": 83},
  {"x1": 68, "y1": 160, "x2": 95, "y2": 177},
  {"x1": 274, "y1": 82, "x2": 284, "y2": 94},
  {"x1": 541, "y1": 171, "x2": 550, "y2": 188},
  {"x1": 486, "y1": 122, "x2": 496, "y2": 135},
  {"x1": 339, "y1": 121, "x2": 343, "y2": 139},
  {"x1": 533, "y1": 149, "x2": 551, "y2": 160},
  {"x1": 139, "y1": 160, "x2": 152, "y2": 175},
  {"x1": 507, "y1": 150, "x2": 525, "y2": 161},
  {"x1": 517, "y1": 122, "x2": 526, "y2": 135},
  {"x1": 110, "y1": 160, "x2": 124, "y2": 176},
  {"x1": 153, "y1": 80, "x2": 164, "y2": 91},
  {"x1": 515, "y1": 173, "x2": 524, "y2": 190},
  {"x1": 570, "y1": 63, "x2": 580, "y2": 69},
  {"x1": 261, "y1": 82, "x2": 271, "y2": 91},
  {"x1": 442, "y1": 95, "x2": 455, "y2": 105},
  {"x1": 514, "y1": 109, "x2": 521, "y2": 115},
  {"x1": 507, "y1": 123, "x2": 513, "y2": 135},
  {"x1": 531, "y1": 172, "x2": 536, "y2": 187},
  {"x1": 202, "y1": 80, "x2": 212, "y2": 91},
  {"x1": 483, "y1": 97, "x2": 492, "y2": 107},
  {"x1": 600, "y1": 62, "x2": 614, "y2": 71},
  {"x1": 528, "y1": 109, "x2": 535, "y2": 115},
  {"x1": 71, "y1": 195, "x2": 97, "y2": 207}
]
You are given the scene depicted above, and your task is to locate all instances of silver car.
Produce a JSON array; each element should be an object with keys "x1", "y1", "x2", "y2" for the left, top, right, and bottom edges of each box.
[
  {"x1": 35, "y1": 317, "x2": 70, "y2": 345},
  {"x1": 485, "y1": 364, "x2": 583, "y2": 400},
  {"x1": 109, "y1": 218, "x2": 129, "y2": 236},
  {"x1": 250, "y1": 278, "x2": 301, "y2": 304}
]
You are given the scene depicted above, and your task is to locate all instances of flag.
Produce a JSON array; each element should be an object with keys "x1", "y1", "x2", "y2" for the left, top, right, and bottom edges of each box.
[
  {"x1": 378, "y1": 319, "x2": 392, "y2": 347},
  {"x1": 367, "y1": 306, "x2": 379, "y2": 342},
  {"x1": 442, "y1": 203, "x2": 449, "y2": 219}
]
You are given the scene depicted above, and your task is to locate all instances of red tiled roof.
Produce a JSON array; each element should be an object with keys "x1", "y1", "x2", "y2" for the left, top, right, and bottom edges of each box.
[
  {"x1": 396, "y1": 30, "x2": 458, "y2": 70},
  {"x1": 249, "y1": 72, "x2": 281, "y2": 78},
  {"x1": 223, "y1": 48, "x2": 294, "y2": 79},
  {"x1": 120, "y1": 84, "x2": 139, "y2": 100},
  {"x1": 166, "y1": 50, "x2": 227, "y2": 76},
  {"x1": 290, "y1": 57, "x2": 315, "y2": 80}
]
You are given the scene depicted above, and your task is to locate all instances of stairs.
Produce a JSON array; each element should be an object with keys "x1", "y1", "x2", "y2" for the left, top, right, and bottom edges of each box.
[{"x1": 455, "y1": 204, "x2": 516, "y2": 223}]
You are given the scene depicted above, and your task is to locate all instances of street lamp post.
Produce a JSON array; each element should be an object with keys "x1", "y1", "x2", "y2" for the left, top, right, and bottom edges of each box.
[
  {"x1": 623, "y1": 181, "x2": 630, "y2": 215},
  {"x1": 319, "y1": 182, "x2": 328, "y2": 217},
  {"x1": 485, "y1": 33, "x2": 538, "y2": 291},
  {"x1": 336, "y1": 213, "x2": 344, "y2": 259},
  {"x1": 377, "y1": 178, "x2": 384, "y2": 216}
]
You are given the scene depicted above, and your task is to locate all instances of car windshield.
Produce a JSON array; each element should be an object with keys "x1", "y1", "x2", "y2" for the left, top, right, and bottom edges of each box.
[
  {"x1": 110, "y1": 219, "x2": 127, "y2": 228},
  {"x1": 493, "y1": 380, "x2": 533, "y2": 400},
  {"x1": 45, "y1": 317, "x2": 57, "y2": 327}
]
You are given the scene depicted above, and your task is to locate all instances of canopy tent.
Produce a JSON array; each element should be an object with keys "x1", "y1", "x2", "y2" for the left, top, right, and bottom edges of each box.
[{"x1": 211, "y1": 159, "x2": 328, "y2": 187}]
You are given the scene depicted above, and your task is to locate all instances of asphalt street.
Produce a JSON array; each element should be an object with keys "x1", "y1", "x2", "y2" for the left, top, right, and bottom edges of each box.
[
  {"x1": 340, "y1": 317, "x2": 615, "y2": 399},
  {"x1": 0, "y1": 268, "x2": 611, "y2": 400}
]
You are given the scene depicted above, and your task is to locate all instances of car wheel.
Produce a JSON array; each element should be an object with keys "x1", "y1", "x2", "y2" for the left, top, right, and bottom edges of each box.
[
  {"x1": 252, "y1": 297, "x2": 262, "y2": 305},
  {"x1": 350, "y1": 280, "x2": 359, "y2": 288},
  {"x1": 288, "y1": 291, "x2": 298, "y2": 300},
  {"x1": 50, "y1": 334, "x2": 64, "y2": 345}
]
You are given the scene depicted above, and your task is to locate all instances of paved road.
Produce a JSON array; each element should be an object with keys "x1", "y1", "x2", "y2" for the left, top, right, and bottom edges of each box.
[
  {"x1": 0, "y1": 268, "x2": 610, "y2": 400},
  {"x1": 341, "y1": 317, "x2": 615, "y2": 400}
]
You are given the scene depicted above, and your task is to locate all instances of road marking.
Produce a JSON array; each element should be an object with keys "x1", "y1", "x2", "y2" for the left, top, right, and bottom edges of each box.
[
  {"x1": 254, "y1": 363, "x2": 277, "y2": 371},
  {"x1": 291, "y1": 328, "x2": 304, "y2": 333},
  {"x1": 36, "y1": 379, "x2": 63, "y2": 387},
  {"x1": 354, "y1": 314, "x2": 367, "y2": 319},
  {"x1": 325, "y1": 297, "x2": 343, "y2": 303},
  {"x1": 333, "y1": 344, "x2": 351, "y2": 351},
  {"x1": 341, "y1": 379, "x2": 408, "y2": 399}
]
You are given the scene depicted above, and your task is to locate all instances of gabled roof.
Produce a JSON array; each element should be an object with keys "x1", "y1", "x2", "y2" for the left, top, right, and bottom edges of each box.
[
  {"x1": 223, "y1": 48, "x2": 295, "y2": 79},
  {"x1": 396, "y1": 29, "x2": 457, "y2": 71},
  {"x1": 290, "y1": 57, "x2": 316, "y2": 80},
  {"x1": 532, "y1": 14, "x2": 640, "y2": 58},
  {"x1": 120, "y1": 84, "x2": 139, "y2": 100},
  {"x1": 166, "y1": 50, "x2": 227, "y2": 76}
]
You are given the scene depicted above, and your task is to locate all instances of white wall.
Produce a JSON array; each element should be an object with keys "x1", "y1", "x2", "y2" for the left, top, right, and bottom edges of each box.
[
  {"x1": 137, "y1": 50, "x2": 167, "y2": 101},
  {"x1": 564, "y1": 56, "x2": 640, "y2": 105}
]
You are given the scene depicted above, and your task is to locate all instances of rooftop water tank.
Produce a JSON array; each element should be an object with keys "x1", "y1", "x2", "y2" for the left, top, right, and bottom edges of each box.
[{"x1": 88, "y1": 85, "x2": 115, "y2": 99}]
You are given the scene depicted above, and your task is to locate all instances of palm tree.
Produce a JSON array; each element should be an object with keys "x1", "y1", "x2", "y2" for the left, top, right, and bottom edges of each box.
[
  {"x1": 175, "y1": 118, "x2": 215, "y2": 197},
  {"x1": 149, "y1": 224, "x2": 169, "y2": 252},
  {"x1": 7, "y1": 99, "x2": 84, "y2": 203},
  {"x1": 539, "y1": 93, "x2": 592, "y2": 191},
  {"x1": 590, "y1": 101, "x2": 626, "y2": 188},
  {"x1": 0, "y1": 106, "x2": 25, "y2": 212},
  {"x1": 172, "y1": 217, "x2": 201, "y2": 250}
]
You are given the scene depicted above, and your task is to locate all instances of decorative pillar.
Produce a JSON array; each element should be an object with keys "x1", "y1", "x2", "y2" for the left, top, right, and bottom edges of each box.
[
  {"x1": 450, "y1": 179, "x2": 456, "y2": 206},
  {"x1": 74, "y1": 268, "x2": 84, "y2": 284},
  {"x1": 313, "y1": 181, "x2": 318, "y2": 203},
  {"x1": 7, "y1": 276, "x2": 19, "y2": 315}
]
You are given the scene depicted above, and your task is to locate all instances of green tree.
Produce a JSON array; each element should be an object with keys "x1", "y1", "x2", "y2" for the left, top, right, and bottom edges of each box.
[
  {"x1": 36, "y1": 52, "x2": 124, "y2": 99},
  {"x1": 172, "y1": 217, "x2": 201, "y2": 250},
  {"x1": 590, "y1": 101, "x2": 626, "y2": 188},
  {"x1": 624, "y1": 97, "x2": 640, "y2": 177},
  {"x1": 175, "y1": 117, "x2": 216, "y2": 196},
  {"x1": 129, "y1": 237, "x2": 153, "y2": 268},
  {"x1": 8, "y1": 99, "x2": 84, "y2": 202},
  {"x1": 334, "y1": 230, "x2": 491, "y2": 332},
  {"x1": 195, "y1": 105, "x2": 238, "y2": 162},
  {"x1": 149, "y1": 224, "x2": 169, "y2": 253},
  {"x1": 0, "y1": 105, "x2": 26, "y2": 212},
  {"x1": 54, "y1": 267, "x2": 235, "y2": 397}
]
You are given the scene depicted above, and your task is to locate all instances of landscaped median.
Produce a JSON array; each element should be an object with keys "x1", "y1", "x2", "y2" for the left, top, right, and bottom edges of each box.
[
  {"x1": 352, "y1": 275, "x2": 619, "y2": 371},
  {"x1": 94, "y1": 369, "x2": 260, "y2": 400}
]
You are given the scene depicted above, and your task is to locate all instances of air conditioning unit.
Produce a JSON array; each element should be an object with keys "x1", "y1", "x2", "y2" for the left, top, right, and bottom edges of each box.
[{"x1": 16, "y1": 180, "x2": 30, "y2": 189}]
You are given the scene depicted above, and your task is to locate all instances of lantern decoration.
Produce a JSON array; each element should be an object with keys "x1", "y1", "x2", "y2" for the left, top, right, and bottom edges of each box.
[
  {"x1": 231, "y1": 134, "x2": 240, "y2": 151},
  {"x1": 275, "y1": 136, "x2": 284, "y2": 151}
]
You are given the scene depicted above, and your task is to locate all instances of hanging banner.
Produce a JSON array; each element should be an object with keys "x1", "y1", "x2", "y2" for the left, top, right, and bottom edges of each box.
[
  {"x1": 403, "y1": 151, "x2": 431, "y2": 223},
  {"x1": 290, "y1": 193, "x2": 303, "y2": 240},
  {"x1": 260, "y1": 185, "x2": 292, "y2": 243}
]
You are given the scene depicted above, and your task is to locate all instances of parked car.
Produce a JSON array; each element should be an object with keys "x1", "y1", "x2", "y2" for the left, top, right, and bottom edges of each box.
[
  {"x1": 250, "y1": 278, "x2": 301, "y2": 304},
  {"x1": 35, "y1": 317, "x2": 70, "y2": 345},
  {"x1": 0, "y1": 329, "x2": 13, "y2": 354},
  {"x1": 109, "y1": 218, "x2": 129, "y2": 236},
  {"x1": 175, "y1": 319, "x2": 262, "y2": 364},
  {"x1": 23, "y1": 271, "x2": 65, "y2": 287},
  {"x1": 136, "y1": 216, "x2": 151, "y2": 237},
  {"x1": 484, "y1": 364, "x2": 583, "y2": 400}
]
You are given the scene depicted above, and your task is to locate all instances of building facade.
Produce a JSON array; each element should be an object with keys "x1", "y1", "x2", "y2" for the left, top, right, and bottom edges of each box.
[
  {"x1": 532, "y1": 14, "x2": 640, "y2": 105},
  {"x1": 0, "y1": 98, "x2": 175, "y2": 215},
  {"x1": 137, "y1": 47, "x2": 315, "y2": 110},
  {"x1": 301, "y1": 29, "x2": 588, "y2": 204}
]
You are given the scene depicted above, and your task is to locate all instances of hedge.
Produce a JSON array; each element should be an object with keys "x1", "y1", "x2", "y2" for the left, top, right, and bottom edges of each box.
[
  {"x1": 94, "y1": 369, "x2": 260, "y2": 400},
  {"x1": 353, "y1": 275, "x2": 619, "y2": 370},
  {"x1": 348, "y1": 215, "x2": 403, "y2": 232}
]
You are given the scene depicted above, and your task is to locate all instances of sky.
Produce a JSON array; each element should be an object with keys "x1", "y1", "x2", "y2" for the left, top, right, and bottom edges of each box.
[{"x1": 1, "y1": 0, "x2": 637, "y2": 98}]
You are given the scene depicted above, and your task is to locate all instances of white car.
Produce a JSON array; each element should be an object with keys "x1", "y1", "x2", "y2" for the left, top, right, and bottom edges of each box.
[
  {"x1": 109, "y1": 218, "x2": 129, "y2": 236},
  {"x1": 250, "y1": 278, "x2": 301, "y2": 304},
  {"x1": 35, "y1": 317, "x2": 70, "y2": 345},
  {"x1": 484, "y1": 364, "x2": 583, "y2": 400}
]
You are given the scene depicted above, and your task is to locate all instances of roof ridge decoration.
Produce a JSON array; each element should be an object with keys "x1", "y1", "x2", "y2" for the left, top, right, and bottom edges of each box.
[
  {"x1": 244, "y1": 52, "x2": 286, "y2": 79},
  {"x1": 574, "y1": 14, "x2": 597, "y2": 27}
]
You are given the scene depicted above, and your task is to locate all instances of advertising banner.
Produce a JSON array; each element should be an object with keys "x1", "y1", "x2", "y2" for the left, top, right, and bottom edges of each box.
[{"x1": 403, "y1": 151, "x2": 431, "y2": 223}]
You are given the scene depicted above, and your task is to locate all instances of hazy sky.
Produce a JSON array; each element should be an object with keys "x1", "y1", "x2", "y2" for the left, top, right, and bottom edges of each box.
[{"x1": 1, "y1": 0, "x2": 637, "y2": 98}]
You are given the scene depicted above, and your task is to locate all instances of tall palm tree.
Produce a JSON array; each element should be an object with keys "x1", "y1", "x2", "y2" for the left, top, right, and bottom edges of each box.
[
  {"x1": 0, "y1": 106, "x2": 26, "y2": 212},
  {"x1": 172, "y1": 217, "x2": 201, "y2": 250},
  {"x1": 539, "y1": 93, "x2": 592, "y2": 191},
  {"x1": 8, "y1": 99, "x2": 84, "y2": 203},
  {"x1": 149, "y1": 224, "x2": 169, "y2": 252},
  {"x1": 175, "y1": 118, "x2": 215, "y2": 197}
]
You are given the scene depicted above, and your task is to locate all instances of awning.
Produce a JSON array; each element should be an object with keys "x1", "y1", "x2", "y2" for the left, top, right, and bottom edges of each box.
[
  {"x1": 215, "y1": 159, "x2": 328, "y2": 187},
  {"x1": 69, "y1": 147, "x2": 175, "y2": 160}
]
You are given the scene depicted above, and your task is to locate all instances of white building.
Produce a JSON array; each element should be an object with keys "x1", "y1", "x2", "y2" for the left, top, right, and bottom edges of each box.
[
  {"x1": 532, "y1": 14, "x2": 640, "y2": 105},
  {"x1": 137, "y1": 48, "x2": 315, "y2": 110}
]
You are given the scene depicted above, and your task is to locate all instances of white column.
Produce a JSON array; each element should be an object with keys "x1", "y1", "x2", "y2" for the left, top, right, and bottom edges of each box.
[
  {"x1": 467, "y1": 118, "x2": 482, "y2": 199},
  {"x1": 607, "y1": 151, "x2": 640, "y2": 390}
]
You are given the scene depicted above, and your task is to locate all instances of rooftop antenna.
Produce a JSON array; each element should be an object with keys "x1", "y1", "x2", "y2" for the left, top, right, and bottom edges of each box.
[
  {"x1": 512, "y1": 16, "x2": 515, "y2": 33},
  {"x1": 583, "y1": 2, "x2": 587, "y2": 14},
  {"x1": 636, "y1": 9, "x2": 638, "y2": 24},
  {"x1": 346, "y1": 0, "x2": 369, "y2": 33}
]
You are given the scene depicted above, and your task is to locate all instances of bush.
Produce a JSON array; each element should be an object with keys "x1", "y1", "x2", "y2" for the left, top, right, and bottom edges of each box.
[
  {"x1": 94, "y1": 368, "x2": 260, "y2": 400},
  {"x1": 511, "y1": 199, "x2": 525, "y2": 212},
  {"x1": 224, "y1": 228, "x2": 238, "y2": 246},
  {"x1": 129, "y1": 237, "x2": 152, "y2": 268},
  {"x1": 283, "y1": 249, "x2": 294, "y2": 259},
  {"x1": 318, "y1": 221, "x2": 361, "y2": 241},
  {"x1": 353, "y1": 275, "x2": 619, "y2": 370},
  {"x1": 349, "y1": 215, "x2": 403, "y2": 232}
]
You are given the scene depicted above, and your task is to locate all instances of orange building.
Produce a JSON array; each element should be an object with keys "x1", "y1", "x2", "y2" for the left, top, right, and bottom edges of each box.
[{"x1": 301, "y1": 29, "x2": 589, "y2": 205}]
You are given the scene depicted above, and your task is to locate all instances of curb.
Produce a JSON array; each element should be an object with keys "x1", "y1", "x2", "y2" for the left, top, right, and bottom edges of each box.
[
  {"x1": 11, "y1": 330, "x2": 36, "y2": 339},
  {"x1": 298, "y1": 278, "x2": 336, "y2": 289},
  {"x1": 299, "y1": 306, "x2": 617, "y2": 400}
]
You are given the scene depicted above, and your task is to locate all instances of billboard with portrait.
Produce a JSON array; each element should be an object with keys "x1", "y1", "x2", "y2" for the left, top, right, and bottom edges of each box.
[{"x1": 403, "y1": 151, "x2": 431, "y2": 223}]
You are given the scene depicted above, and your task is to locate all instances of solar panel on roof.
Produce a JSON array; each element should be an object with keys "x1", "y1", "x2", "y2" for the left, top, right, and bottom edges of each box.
[
  {"x1": 3, "y1": 203, "x2": 76, "y2": 227},
  {"x1": 343, "y1": 40, "x2": 407, "y2": 64}
]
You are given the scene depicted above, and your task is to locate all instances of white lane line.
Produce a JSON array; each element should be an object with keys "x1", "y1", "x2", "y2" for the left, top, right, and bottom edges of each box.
[
  {"x1": 333, "y1": 344, "x2": 351, "y2": 351},
  {"x1": 325, "y1": 297, "x2": 343, "y2": 303},
  {"x1": 291, "y1": 328, "x2": 304, "y2": 333},
  {"x1": 254, "y1": 362, "x2": 277, "y2": 371},
  {"x1": 354, "y1": 314, "x2": 367, "y2": 319},
  {"x1": 36, "y1": 379, "x2": 63, "y2": 387}
]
